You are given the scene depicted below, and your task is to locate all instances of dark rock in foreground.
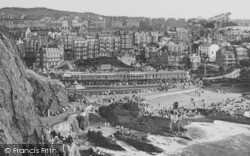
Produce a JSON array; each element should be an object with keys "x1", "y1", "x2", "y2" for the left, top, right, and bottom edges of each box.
[
  {"x1": 0, "y1": 30, "x2": 44, "y2": 145},
  {"x1": 79, "y1": 148, "x2": 106, "y2": 156},
  {"x1": 87, "y1": 131, "x2": 125, "y2": 151},
  {"x1": 114, "y1": 132, "x2": 163, "y2": 154},
  {"x1": 0, "y1": 28, "x2": 68, "y2": 154}
]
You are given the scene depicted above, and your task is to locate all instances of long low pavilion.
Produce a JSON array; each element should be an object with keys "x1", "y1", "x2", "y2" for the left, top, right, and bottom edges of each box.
[{"x1": 61, "y1": 70, "x2": 190, "y2": 86}]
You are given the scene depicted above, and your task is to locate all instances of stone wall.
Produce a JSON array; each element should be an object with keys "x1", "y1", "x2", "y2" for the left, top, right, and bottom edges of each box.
[{"x1": 99, "y1": 102, "x2": 186, "y2": 135}]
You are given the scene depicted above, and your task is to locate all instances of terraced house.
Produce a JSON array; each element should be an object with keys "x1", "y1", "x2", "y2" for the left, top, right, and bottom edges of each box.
[
  {"x1": 216, "y1": 47, "x2": 236, "y2": 69},
  {"x1": 235, "y1": 47, "x2": 249, "y2": 63}
]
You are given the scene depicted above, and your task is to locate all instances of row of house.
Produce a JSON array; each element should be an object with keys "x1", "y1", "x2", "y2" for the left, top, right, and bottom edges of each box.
[
  {"x1": 134, "y1": 32, "x2": 162, "y2": 46},
  {"x1": 0, "y1": 18, "x2": 140, "y2": 30},
  {"x1": 0, "y1": 13, "x2": 25, "y2": 20},
  {"x1": 136, "y1": 42, "x2": 189, "y2": 69},
  {"x1": 21, "y1": 29, "x2": 136, "y2": 69},
  {"x1": 216, "y1": 46, "x2": 249, "y2": 68},
  {"x1": 219, "y1": 25, "x2": 250, "y2": 32},
  {"x1": 136, "y1": 36, "x2": 250, "y2": 70},
  {"x1": 21, "y1": 36, "x2": 64, "y2": 69},
  {"x1": 93, "y1": 19, "x2": 139, "y2": 29},
  {"x1": 63, "y1": 30, "x2": 134, "y2": 60}
]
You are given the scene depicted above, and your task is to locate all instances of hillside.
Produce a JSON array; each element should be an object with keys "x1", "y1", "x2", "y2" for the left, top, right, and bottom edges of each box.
[
  {"x1": 0, "y1": 7, "x2": 104, "y2": 20},
  {"x1": 230, "y1": 19, "x2": 250, "y2": 25}
]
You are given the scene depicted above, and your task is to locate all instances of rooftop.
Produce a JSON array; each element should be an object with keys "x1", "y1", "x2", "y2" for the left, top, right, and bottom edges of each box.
[{"x1": 63, "y1": 70, "x2": 188, "y2": 77}]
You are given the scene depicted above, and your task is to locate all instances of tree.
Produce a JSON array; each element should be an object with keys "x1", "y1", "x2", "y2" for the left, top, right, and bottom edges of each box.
[
  {"x1": 248, "y1": 49, "x2": 250, "y2": 58},
  {"x1": 139, "y1": 20, "x2": 152, "y2": 31},
  {"x1": 182, "y1": 56, "x2": 192, "y2": 69},
  {"x1": 240, "y1": 67, "x2": 249, "y2": 78},
  {"x1": 218, "y1": 66, "x2": 226, "y2": 75},
  {"x1": 164, "y1": 31, "x2": 169, "y2": 37},
  {"x1": 239, "y1": 59, "x2": 250, "y2": 68}
]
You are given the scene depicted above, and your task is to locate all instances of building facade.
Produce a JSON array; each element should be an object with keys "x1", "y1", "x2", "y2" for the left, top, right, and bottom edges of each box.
[
  {"x1": 43, "y1": 47, "x2": 63, "y2": 68},
  {"x1": 189, "y1": 53, "x2": 201, "y2": 70},
  {"x1": 61, "y1": 70, "x2": 190, "y2": 86},
  {"x1": 236, "y1": 47, "x2": 249, "y2": 63},
  {"x1": 216, "y1": 48, "x2": 236, "y2": 68}
]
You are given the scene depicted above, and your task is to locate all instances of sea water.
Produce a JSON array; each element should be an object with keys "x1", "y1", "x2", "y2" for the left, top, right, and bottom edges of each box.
[{"x1": 97, "y1": 120, "x2": 250, "y2": 156}]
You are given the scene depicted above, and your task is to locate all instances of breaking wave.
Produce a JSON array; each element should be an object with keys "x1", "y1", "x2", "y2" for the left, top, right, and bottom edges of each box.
[{"x1": 97, "y1": 121, "x2": 250, "y2": 156}]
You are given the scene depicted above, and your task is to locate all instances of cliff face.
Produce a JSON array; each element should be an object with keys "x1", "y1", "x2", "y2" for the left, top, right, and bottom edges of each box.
[
  {"x1": 26, "y1": 69, "x2": 68, "y2": 116},
  {"x1": 0, "y1": 31, "x2": 68, "y2": 145},
  {"x1": 0, "y1": 31, "x2": 43, "y2": 144}
]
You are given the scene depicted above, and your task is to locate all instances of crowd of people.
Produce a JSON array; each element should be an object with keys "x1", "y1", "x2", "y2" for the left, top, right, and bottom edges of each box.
[
  {"x1": 135, "y1": 86, "x2": 249, "y2": 128},
  {"x1": 45, "y1": 105, "x2": 71, "y2": 117}
]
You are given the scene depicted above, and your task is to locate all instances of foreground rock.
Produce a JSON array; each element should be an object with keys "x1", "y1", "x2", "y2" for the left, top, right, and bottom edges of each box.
[
  {"x1": 79, "y1": 148, "x2": 106, "y2": 156},
  {"x1": 0, "y1": 29, "x2": 67, "y2": 153},
  {"x1": 87, "y1": 131, "x2": 125, "y2": 151},
  {"x1": 0, "y1": 30, "x2": 44, "y2": 145},
  {"x1": 76, "y1": 115, "x2": 89, "y2": 131},
  {"x1": 114, "y1": 131, "x2": 163, "y2": 154},
  {"x1": 99, "y1": 102, "x2": 186, "y2": 136}
]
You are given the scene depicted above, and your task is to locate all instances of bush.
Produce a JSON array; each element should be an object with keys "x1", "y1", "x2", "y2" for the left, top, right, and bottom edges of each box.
[{"x1": 218, "y1": 66, "x2": 226, "y2": 75}]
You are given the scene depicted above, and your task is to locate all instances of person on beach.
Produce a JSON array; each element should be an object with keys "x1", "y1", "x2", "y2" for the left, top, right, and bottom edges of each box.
[
  {"x1": 177, "y1": 119, "x2": 181, "y2": 134},
  {"x1": 202, "y1": 99, "x2": 206, "y2": 109}
]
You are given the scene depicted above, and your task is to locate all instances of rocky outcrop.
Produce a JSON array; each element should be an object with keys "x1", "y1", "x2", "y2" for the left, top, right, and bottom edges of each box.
[
  {"x1": 99, "y1": 102, "x2": 141, "y2": 124},
  {"x1": 0, "y1": 30, "x2": 67, "y2": 147},
  {"x1": 114, "y1": 132, "x2": 163, "y2": 153},
  {"x1": 0, "y1": 31, "x2": 44, "y2": 145},
  {"x1": 79, "y1": 148, "x2": 106, "y2": 156},
  {"x1": 99, "y1": 103, "x2": 186, "y2": 135},
  {"x1": 76, "y1": 115, "x2": 89, "y2": 131},
  {"x1": 88, "y1": 112, "x2": 106, "y2": 123},
  {"x1": 87, "y1": 131, "x2": 124, "y2": 151},
  {"x1": 26, "y1": 69, "x2": 68, "y2": 116}
]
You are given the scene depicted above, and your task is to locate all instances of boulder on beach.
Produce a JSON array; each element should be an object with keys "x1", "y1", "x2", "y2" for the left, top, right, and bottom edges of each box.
[
  {"x1": 114, "y1": 131, "x2": 163, "y2": 153},
  {"x1": 87, "y1": 130, "x2": 125, "y2": 151},
  {"x1": 76, "y1": 115, "x2": 89, "y2": 131},
  {"x1": 99, "y1": 102, "x2": 142, "y2": 124}
]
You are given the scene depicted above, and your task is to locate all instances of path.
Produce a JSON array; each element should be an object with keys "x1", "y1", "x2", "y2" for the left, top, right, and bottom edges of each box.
[{"x1": 204, "y1": 69, "x2": 241, "y2": 80}]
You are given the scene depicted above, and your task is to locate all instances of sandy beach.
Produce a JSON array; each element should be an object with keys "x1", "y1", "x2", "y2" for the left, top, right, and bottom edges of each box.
[
  {"x1": 84, "y1": 86, "x2": 249, "y2": 113},
  {"x1": 146, "y1": 89, "x2": 247, "y2": 109}
]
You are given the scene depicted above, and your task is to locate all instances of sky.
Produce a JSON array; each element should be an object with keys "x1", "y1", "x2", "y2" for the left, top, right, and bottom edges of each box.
[{"x1": 1, "y1": 0, "x2": 250, "y2": 19}]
